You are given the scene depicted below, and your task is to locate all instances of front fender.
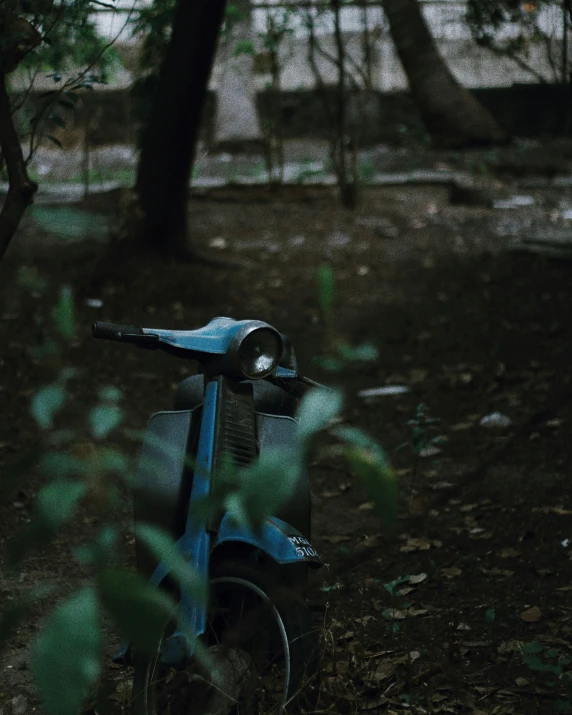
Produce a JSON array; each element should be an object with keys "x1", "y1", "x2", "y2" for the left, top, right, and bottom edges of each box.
[{"x1": 213, "y1": 514, "x2": 322, "y2": 566}]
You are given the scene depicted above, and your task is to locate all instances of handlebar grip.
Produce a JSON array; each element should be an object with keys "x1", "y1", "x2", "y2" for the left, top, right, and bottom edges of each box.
[{"x1": 92, "y1": 321, "x2": 143, "y2": 341}]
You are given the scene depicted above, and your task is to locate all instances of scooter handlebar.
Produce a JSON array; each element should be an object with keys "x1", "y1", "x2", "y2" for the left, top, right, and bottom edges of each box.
[{"x1": 92, "y1": 321, "x2": 144, "y2": 341}]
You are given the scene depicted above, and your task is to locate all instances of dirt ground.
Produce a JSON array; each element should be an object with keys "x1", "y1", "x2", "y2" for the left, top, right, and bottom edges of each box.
[{"x1": 1, "y1": 155, "x2": 572, "y2": 714}]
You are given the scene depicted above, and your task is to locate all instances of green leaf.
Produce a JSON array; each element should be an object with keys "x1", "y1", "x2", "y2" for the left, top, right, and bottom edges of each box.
[
  {"x1": 383, "y1": 575, "x2": 410, "y2": 595},
  {"x1": 18, "y1": 265, "x2": 47, "y2": 292},
  {"x1": 485, "y1": 607, "x2": 496, "y2": 624},
  {"x1": 313, "y1": 356, "x2": 344, "y2": 372},
  {"x1": 98, "y1": 569, "x2": 176, "y2": 657},
  {"x1": 135, "y1": 525, "x2": 206, "y2": 605},
  {"x1": 32, "y1": 587, "x2": 101, "y2": 715},
  {"x1": 89, "y1": 404, "x2": 123, "y2": 439},
  {"x1": 223, "y1": 491, "x2": 250, "y2": 530},
  {"x1": 40, "y1": 452, "x2": 86, "y2": 478},
  {"x1": 335, "y1": 426, "x2": 397, "y2": 528},
  {"x1": 523, "y1": 654, "x2": 562, "y2": 674},
  {"x1": 45, "y1": 134, "x2": 63, "y2": 149},
  {"x1": 74, "y1": 526, "x2": 117, "y2": 566},
  {"x1": 51, "y1": 285, "x2": 75, "y2": 340},
  {"x1": 47, "y1": 429, "x2": 77, "y2": 447},
  {"x1": 98, "y1": 386, "x2": 122, "y2": 402},
  {"x1": 336, "y1": 342, "x2": 379, "y2": 362},
  {"x1": 31, "y1": 383, "x2": 66, "y2": 429},
  {"x1": 317, "y1": 264, "x2": 335, "y2": 318},
  {"x1": 28, "y1": 339, "x2": 59, "y2": 361},
  {"x1": 98, "y1": 447, "x2": 129, "y2": 473},
  {"x1": 49, "y1": 114, "x2": 66, "y2": 129},
  {"x1": 0, "y1": 587, "x2": 54, "y2": 658},
  {"x1": 7, "y1": 480, "x2": 86, "y2": 567},
  {"x1": 297, "y1": 387, "x2": 343, "y2": 442},
  {"x1": 524, "y1": 641, "x2": 544, "y2": 654},
  {"x1": 29, "y1": 207, "x2": 108, "y2": 241},
  {"x1": 226, "y1": 448, "x2": 303, "y2": 526},
  {"x1": 234, "y1": 39, "x2": 255, "y2": 56},
  {"x1": 225, "y1": 4, "x2": 245, "y2": 23},
  {"x1": 36, "y1": 479, "x2": 86, "y2": 531},
  {"x1": 346, "y1": 450, "x2": 397, "y2": 527},
  {"x1": 333, "y1": 425, "x2": 391, "y2": 468}
]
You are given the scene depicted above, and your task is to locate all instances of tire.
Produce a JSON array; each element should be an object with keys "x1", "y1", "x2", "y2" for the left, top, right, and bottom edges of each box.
[{"x1": 132, "y1": 560, "x2": 319, "y2": 715}]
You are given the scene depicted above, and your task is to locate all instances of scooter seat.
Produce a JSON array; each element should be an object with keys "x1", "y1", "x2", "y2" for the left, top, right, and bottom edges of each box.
[{"x1": 174, "y1": 375, "x2": 297, "y2": 418}]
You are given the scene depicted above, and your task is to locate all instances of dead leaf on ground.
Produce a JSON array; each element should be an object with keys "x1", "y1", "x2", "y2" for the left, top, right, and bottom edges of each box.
[
  {"x1": 520, "y1": 606, "x2": 542, "y2": 622},
  {"x1": 355, "y1": 615, "x2": 376, "y2": 626},
  {"x1": 469, "y1": 529, "x2": 493, "y2": 540},
  {"x1": 397, "y1": 586, "x2": 415, "y2": 596},
  {"x1": 420, "y1": 445, "x2": 442, "y2": 458},
  {"x1": 366, "y1": 661, "x2": 396, "y2": 684},
  {"x1": 400, "y1": 537, "x2": 442, "y2": 553},
  {"x1": 450, "y1": 422, "x2": 474, "y2": 431},
  {"x1": 361, "y1": 694, "x2": 389, "y2": 710},
  {"x1": 409, "y1": 573, "x2": 428, "y2": 585},
  {"x1": 382, "y1": 608, "x2": 428, "y2": 620},
  {"x1": 400, "y1": 537, "x2": 431, "y2": 552},
  {"x1": 431, "y1": 481, "x2": 454, "y2": 490},
  {"x1": 441, "y1": 566, "x2": 462, "y2": 579},
  {"x1": 515, "y1": 677, "x2": 529, "y2": 687},
  {"x1": 546, "y1": 419, "x2": 563, "y2": 428},
  {"x1": 484, "y1": 567, "x2": 514, "y2": 578},
  {"x1": 532, "y1": 505, "x2": 572, "y2": 515},
  {"x1": 339, "y1": 631, "x2": 354, "y2": 641},
  {"x1": 358, "y1": 501, "x2": 374, "y2": 511},
  {"x1": 499, "y1": 547, "x2": 520, "y2": 558},
  {"x1": 498, "y1": 640, "x2": 524, "y2": 654}
]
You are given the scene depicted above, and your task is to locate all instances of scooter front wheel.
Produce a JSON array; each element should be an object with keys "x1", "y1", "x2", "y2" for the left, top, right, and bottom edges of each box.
[{"x1": 131, "y1": 560, "x2": 319, "y2": 715}]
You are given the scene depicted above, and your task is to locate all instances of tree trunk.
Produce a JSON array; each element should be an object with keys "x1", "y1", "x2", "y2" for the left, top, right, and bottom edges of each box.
[
  {"x1": 383, "y1": 0, "x2": 508, "y2": 148},
  {"x1": 0, "y1": 69, "x2": 37, "y2": 262},
  {"x1": 214, "y1": 0, "x2": 263, "y2": 151},
  {"x1": 136, "y1": 0, "x2": 227, "y2": 258}
]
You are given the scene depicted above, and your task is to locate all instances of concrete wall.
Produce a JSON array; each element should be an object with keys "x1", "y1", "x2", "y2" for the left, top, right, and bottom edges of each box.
[
  {"x1": 9, "y1": 1, "x2": 568, "y2": 93},
  {"x1": 17, "y1": 82, "x2": 572, "y2": 151},
  {"x1": 9, "y1": 0, "x2": 571, "y2": 147}
]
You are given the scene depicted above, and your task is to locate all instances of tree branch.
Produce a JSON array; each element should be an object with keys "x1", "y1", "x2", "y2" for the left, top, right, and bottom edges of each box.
[
  {"x1": 89, "y1": 0, "x2": 119, "y2": 9},
  {"x1": 0, "y1": 69, "x2": 38, "y2": 261}
]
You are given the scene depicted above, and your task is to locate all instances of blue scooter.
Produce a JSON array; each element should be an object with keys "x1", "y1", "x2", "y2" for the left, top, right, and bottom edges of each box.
[{"x1": 92, "y1": 317, "x2": 323, "y2": 714}]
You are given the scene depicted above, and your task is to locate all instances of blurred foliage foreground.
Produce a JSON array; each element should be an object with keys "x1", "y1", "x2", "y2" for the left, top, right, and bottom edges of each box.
[{"x1": 0, "y1": 264, "x2": 397, "y2": 715}]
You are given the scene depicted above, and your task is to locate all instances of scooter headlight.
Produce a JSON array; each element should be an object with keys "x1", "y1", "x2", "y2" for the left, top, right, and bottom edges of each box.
[{"x1": 237, "y1": 327, "x2": 283, "y2": 379}]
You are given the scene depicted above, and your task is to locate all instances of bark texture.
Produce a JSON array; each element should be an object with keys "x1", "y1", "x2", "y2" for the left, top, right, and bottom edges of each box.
[
  {"x1": 383, "y1": 0, "x2": 508, "y2": 148},
  {"x1": 136, "y1": 0, "x2": 227, "y2": 257}
]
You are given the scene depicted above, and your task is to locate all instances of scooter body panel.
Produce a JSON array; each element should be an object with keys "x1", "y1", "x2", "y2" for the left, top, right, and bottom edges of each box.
[
  {"x1": 133, "y1": 408, "x2": 200, "y2": 580},
  {"x1": 213, "y1": 514, "x2": 320, "y2": 565},
  {"x1": 124, "y1": 373, "x2": 318, "y2": 667},
  {"x1": 256, "y1": 412, "x2": 311, "y2": 539}
]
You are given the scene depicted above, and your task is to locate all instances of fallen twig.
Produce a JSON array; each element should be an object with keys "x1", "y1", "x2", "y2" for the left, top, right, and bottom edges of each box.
[{"x1": 383, "y1": 664, "x2": 444, "y2": 698}]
